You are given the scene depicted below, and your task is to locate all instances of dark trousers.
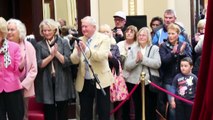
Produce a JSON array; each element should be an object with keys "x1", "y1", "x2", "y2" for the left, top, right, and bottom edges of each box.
[
  {"x1": 122, "y1": 82, "x2": 142, "y2": 120},
  {"x1": 113, "y1": 101, "x2": 122, "y2": 120},
  {"x1": 79, "y1": 80, "x2": 110, "y2": 120},
  {"x1": 156, "y1": 89, "x2": 169, "y2": 119},
  {"x1": 0, "y1": 90, "x2": 24, "y2": 120},
  {"x1": 145, "y1": 85, "x2": 158, "y2": 120},
  {"x1": 44, "y1": 100, "x2": 68, "y2": 120},
  {"x1": 175, "y1": 100, "x2": 193, "y2": 120}
]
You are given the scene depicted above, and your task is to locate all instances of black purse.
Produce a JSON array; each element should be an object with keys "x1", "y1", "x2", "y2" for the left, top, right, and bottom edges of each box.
[{"x1": 147, "y1": 45, "x2": 162, "y2": 93}]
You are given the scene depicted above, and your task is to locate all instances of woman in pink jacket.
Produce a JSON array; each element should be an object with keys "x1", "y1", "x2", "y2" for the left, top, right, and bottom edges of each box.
[
  {"x1": 0, "y1": 17, "x2": 24, "y2": 120},
  {"x1": 7, "y1": 19, "x2": 38, "y2": 120}
]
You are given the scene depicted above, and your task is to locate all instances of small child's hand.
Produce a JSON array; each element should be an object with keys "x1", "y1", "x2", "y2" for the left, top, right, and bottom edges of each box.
[{"x1": 170, "y1": 100, "x2": 176, "y2": 109}]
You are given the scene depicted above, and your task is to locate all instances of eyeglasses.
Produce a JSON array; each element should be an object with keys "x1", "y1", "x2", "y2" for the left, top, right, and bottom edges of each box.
[{"x1": 114, "y1": 18, "x2": 124, "y2": 22}]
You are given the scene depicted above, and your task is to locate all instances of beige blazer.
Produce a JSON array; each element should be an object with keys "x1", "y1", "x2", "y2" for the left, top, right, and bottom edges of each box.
[{"x1": 70, "y1": 32, "x2": 114, "y2": 92}]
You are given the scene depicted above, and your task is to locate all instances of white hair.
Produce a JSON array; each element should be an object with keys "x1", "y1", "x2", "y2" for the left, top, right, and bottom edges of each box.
[
  {"x1": 7, "y1": 18, "x2": 27, "y2": 40},
  {"x1": 81, "y1": 16, "x2": 97, "y2": 27}
]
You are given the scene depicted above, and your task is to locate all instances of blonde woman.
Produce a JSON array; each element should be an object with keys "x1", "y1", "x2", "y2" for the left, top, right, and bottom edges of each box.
[
  {"x1": 0, "y1": 17, "x2": 24, "y2": 120},
  {"x1": 192, "y1": 19, "x2": 206, "y2": 50},
  {"x1": 192, "y1": 19, "x2": 206, "y2": 62},
  {"x1": 36, "y1": 19, "x2": 75, "y2": 120},
  {"x1": 159, "y1": 23, "x2": 192, "y2": 120},
  {"x1": 122, "y1": 27, "x2": 161, "y2": 120},
  {"x1": 99, "y1": 24, "x2": 120, "y2": 74},
  {"x1": 99, "y1": 24, "x2": 121, "y2": 120}
]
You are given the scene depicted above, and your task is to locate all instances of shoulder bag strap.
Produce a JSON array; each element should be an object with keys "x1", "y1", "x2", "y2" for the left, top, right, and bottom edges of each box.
[{"x1": 147, "y1": 45, "x2": 153, "y2": 77}]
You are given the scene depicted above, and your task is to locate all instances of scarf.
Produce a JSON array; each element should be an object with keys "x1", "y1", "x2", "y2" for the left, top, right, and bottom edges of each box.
[
  {"x1": 0, "y1": 39, "x2": 11, "y2": 68},
  {"x1": 46, "y1": 39, "x2": 56, "y2": 76}
]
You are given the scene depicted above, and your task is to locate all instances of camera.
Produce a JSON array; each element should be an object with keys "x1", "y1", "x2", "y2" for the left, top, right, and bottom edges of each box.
[{"x1": 112, "y1": 29, "x2": 117, "y2": 33}]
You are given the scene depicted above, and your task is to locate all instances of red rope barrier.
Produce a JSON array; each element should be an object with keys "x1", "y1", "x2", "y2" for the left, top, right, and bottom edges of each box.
[
  {"x1": 110, "y1": 80, "x2": 194, "y2": 115},
  {"x1": 148, "y1": 80, "x2": 194, "y2": 105}
]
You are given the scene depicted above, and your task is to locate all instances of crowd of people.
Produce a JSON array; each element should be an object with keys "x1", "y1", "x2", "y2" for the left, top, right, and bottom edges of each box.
[{"x1": 0, "y1": 8, "x2": 206, "y2": 120}]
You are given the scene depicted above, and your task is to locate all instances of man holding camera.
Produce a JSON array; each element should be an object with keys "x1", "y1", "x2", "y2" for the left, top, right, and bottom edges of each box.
[{"x1": 112, "y1": 11, "x2": 127, "y2": 43}]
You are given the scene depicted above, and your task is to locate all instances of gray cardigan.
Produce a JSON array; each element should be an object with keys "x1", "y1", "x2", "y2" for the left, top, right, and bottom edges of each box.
[{"x1": 123, "y1": 44, "x2": 161, "y2": 85}]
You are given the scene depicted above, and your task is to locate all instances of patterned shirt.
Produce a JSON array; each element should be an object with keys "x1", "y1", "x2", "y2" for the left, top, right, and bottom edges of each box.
[{"x1": 172, "y1": 73, "x2": 198, "y2": 100}]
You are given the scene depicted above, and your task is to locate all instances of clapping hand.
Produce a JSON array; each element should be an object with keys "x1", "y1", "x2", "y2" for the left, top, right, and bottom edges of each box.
[
  {"x1": 50, "y1": 44, "x2": 58, "y2": 56},
  {"x1": 75, "y1": 41, "x2": 86, "y2": 54},
  {"x1": 135, "y1": 51, "x2": 142, "y2": 63},
  {"x1": 79, "y1": 41, "x2": 86, "y2": 52},
  {"x1": 180, "y1": 42, "x2": 187, "y2": 53},
  {"x1": 171, "y1": 44, "x2": 178, "y2": 54}
]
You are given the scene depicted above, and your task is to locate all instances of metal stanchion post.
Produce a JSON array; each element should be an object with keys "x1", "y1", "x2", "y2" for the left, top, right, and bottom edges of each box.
[{"x1": 140, "y1": 72, "x2": 146, "y2": 120}]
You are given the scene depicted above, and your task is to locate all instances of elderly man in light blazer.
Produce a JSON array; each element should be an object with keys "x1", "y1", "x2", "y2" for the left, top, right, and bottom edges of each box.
[{"x1": 70, "y1": 16, "x2": 114, "y2": 120}]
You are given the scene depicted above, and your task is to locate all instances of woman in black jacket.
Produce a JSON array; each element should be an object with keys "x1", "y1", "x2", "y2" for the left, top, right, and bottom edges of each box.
[
  {"x1": 159, "y1": 23, "x2": 192, "y2": 120},
  {"x1": 35, "y1": 19, "x2": 75, "y2": 120}
]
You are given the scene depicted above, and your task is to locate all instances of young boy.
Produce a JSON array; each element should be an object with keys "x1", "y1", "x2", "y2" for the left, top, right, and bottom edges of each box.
[{"x1": 170, "y1": 57, "x2": 198, "y2": 120}]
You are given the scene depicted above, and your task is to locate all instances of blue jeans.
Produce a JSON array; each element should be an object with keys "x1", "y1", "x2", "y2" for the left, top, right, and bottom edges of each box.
[{"x1": 164, "y1": 84, "x2": 176, "y2": 120}]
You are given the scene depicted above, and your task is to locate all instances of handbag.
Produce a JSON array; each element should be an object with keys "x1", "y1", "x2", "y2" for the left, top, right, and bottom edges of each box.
[
  {"x1": 110, "y1": 61, "x2": 129, "y2": 102},
  {"x1": 147, "y1": 45, "x2": 162, "y2": 93}
]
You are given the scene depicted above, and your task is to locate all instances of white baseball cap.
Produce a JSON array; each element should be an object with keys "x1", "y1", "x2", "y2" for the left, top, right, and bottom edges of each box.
[{"x1": 113, "y1": 11, "x2": 126, "y2": 20}]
